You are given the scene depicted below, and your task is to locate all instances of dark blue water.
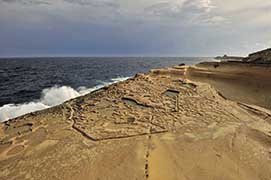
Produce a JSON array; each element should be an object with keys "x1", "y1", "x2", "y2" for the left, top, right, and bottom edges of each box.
[{"x1": 0, "y1": 57, "x2": 206, "y2": 106}]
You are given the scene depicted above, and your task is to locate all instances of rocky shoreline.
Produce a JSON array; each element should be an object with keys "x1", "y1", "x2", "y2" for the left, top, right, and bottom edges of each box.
[{"x1": 1, "y1": 52, "x2": 271, "y2": 179}]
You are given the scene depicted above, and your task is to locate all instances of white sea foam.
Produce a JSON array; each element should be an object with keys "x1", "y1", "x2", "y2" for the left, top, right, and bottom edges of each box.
[{"x1": 0, "y1": 77, "x2": 130, "y2": 122}]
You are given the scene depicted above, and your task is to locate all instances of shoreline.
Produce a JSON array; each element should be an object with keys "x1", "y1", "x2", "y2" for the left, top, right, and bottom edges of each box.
[
  {"x1": 1, "y1": 60, "x2": 271, "y2": 179},
  {"x1": 0, "y1": 77, "x2": 131, "y2": 122}
]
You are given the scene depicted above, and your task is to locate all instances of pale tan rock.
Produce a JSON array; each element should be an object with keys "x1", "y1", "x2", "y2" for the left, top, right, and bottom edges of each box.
[{"x1": 0, "y1": 64, "x2": 271, "y2": 180}]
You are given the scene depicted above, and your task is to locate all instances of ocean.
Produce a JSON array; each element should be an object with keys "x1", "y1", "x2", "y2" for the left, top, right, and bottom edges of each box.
[{"x1": 0, "y1": 57, "x2": 209, "y2": 121}]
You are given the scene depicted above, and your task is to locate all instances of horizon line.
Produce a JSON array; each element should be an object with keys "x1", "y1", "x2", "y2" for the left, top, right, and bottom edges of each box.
[{"x1": 0, "y1": 55, "x2": 215, "y2": 59}]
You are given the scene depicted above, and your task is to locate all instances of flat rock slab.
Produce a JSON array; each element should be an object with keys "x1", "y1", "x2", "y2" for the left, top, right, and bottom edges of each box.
[{"x1": 1, "y1": 66, "x2": 271, "y2": 180}]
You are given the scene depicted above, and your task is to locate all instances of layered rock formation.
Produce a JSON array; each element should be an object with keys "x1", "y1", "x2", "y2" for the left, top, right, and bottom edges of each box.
[
  {"x1": 216, "y1": 48, "x2": 271, "y2": 64},
  {"x1": 243, "y1": 48, "x2": 271, "y2": 63},
  {"x1": 1, "y1": 65, "x2": 271, "y2": 180},
  {"x1": 188, "y1": 61, "x2": 271, "y2": 109}
]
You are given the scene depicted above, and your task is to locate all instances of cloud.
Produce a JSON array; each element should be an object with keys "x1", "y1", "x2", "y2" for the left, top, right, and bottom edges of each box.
[
  {"x1": 1, "y1": 0, "x2": 220, "y2": 24},
  {"x1": 0, "y1": 0, "x2": 50, "y2": 5},
  {"x1": 0, "y1": 0, "x2": 221, "y2": 25},
  {"x1": 142, "y1": 0, "x2": 223, "y2": 25},
  {"x1": 182, "y1": 0, "x2": 215, "y2": 13},
  {"x1": 144, "y1": 1, "x2": 185, "y2": 16},
  {"x1": 63, "y1": 0, "x2": 119, "y2": 8},
  {"x1": 0, "y1": 0, "x2": 271, "y2": 56},
  {"x1": 202, "y1": 15, "x2": 227, "y2": 25}
]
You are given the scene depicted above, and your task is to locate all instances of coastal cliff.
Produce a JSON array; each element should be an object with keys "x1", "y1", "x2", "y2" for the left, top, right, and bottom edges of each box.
[
  {"x1": 244, "y1": 48, "x2": 271, "y2": 63},
  {"x1": 1, "y1": 62, "x2": 271, "y2": 180},
  {"x1": 215, "y1": 48, "x2": 271, "y2": 64}
]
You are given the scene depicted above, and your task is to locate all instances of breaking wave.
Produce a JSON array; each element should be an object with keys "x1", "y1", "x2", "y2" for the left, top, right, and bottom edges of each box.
[{"x1": 0, "y1": 77, "x2": 130, "y2": 122}]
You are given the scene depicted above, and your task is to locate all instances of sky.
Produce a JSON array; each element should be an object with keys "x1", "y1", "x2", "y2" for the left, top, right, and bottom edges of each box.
[{"x1": 0, "y1": 0, "x2": 271, "y2": 57}]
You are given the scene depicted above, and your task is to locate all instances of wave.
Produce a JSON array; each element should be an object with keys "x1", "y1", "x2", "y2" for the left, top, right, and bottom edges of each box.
[{"x1": 0, "y1": 77, "x2": 130, "y2": 122}]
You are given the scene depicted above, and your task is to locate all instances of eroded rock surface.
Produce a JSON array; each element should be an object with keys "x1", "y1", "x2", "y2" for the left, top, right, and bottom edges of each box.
[{"x1": 1, "y1": 66, "x2": 271, "y2": 180}]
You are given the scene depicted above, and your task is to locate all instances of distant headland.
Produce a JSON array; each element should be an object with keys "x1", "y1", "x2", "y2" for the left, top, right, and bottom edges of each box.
[{"x1": 215, "y1": 48, "x2": 271, "y2": 64}]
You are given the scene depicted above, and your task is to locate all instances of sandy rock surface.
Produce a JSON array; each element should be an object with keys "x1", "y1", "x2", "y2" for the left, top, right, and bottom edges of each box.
[{"x1": 1, "y1": 65, "x2": 271, "y2": 180}]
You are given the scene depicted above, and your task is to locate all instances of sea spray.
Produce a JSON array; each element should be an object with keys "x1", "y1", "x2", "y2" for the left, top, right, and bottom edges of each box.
[{"x1": 0, "y1": 77, "x2": 130, "y2": 122}]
